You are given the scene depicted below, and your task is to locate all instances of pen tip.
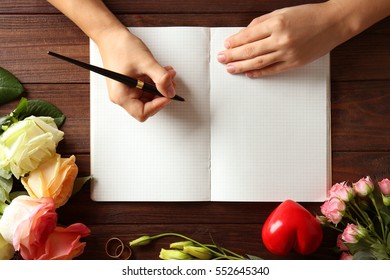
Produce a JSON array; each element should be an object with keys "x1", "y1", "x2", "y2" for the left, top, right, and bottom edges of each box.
[{"x1": 174, "y1": 96, "x2": 185, "y2": 102}]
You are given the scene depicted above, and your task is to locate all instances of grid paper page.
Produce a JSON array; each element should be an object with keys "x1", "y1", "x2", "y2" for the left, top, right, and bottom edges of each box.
[
  {"x1": 90, "y1": 27, "x2": 211, "y2": 201},
  {"x1": 210, "y1": 28, "x2": 331, "y2": 202}
]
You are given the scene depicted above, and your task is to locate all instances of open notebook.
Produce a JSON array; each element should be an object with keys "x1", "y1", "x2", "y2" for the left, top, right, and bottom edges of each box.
[{"x1": 90, "y1": 27, "x2": 331, "y2": 202}]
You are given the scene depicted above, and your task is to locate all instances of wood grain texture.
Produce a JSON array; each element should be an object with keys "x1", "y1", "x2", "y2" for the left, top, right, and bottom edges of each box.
[
  {"x1": 1, "y1": 15, "x2": 389, "y2": 83},
  {"x1": 0, "y1": 0, "x2": 326, "y2": 14},
  {"x1": 1, "y1": 0, "x2": 389, "y2": 260}
]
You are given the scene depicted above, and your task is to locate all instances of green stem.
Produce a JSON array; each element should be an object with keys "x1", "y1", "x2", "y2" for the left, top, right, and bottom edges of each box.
[
  {"x1": 370, "y1": 195, "x2": 386, "y2": 240},
  {"x1": 205, "y1": 244, "x2": 245, "y2": 259},
  {"x1": 349, "y1": 200, "x2": 384, "y2": 242},
  {"x1": 325, "y1": 223, "x2": 344, "y2": 233},
  {"x1": 149, "y1": 232, "x2": 245, "y2": 260},
  {"x1": 349, "y1": 200, "x2": 371, "y2": 227}
]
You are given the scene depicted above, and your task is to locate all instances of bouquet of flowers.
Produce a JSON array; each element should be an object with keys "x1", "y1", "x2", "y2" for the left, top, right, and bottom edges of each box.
[
  {"x1": 0, "y1": 68, "x2": 90, "y2": 260},
  {"x1": 317, "y1": 176, "x2": 390, "y2": 260}
]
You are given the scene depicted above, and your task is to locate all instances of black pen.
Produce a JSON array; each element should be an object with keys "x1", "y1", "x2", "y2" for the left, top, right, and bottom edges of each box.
[{"x1": 47, "y1": 51, "x2": 184, "y2": 102}]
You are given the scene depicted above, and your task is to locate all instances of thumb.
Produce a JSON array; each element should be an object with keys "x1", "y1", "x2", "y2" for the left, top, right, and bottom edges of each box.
[{"x1": 145, "y1": 62, "x2": 176, "y2": 99}]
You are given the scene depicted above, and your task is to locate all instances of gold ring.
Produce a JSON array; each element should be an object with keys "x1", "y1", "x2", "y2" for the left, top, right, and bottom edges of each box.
[
  {"x1": 105, "y1": 237, "x2": 132, "y2": 259},
  {"x1": 136, "y1": 80, "x2": 144, "y2": 90}
]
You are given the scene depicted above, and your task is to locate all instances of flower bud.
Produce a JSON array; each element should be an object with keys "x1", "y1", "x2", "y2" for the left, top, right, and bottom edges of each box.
[
  {"x1": 320, "y1": 197, "x2": 346, "y2": 225},
  {"x1": 183, "y1": 245, "x2": 213, "y2": 260},
  {"x1": 169, "y1": 241, "x2": 193, "y2": 250},
  {"x1": 353, "y1": 176, "x2": 374, "y2": 197},
  {"x1": 329, "y1": 182, "x2": 354, "y2": 202},
  {"x1": 129, "y1": 236, "x2": 152, "y2": 247},
  {"x1": 341, "y1": 223, "x2": 367, "y2": 244},
  {"x1": 315, "y1": 215, "x2": 327, "y2": 225},
  {"x1": 382, "y1": 194, "x2": 390, "y2": 207},
  {"x1": 378, "y1": 178, "x2": 390, "y2": 196},
  {"x1": 159, "y1": 248, "x2": 193, "y2": 260}
]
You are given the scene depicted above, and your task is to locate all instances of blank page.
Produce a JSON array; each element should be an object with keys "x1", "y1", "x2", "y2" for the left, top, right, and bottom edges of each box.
[
  {"x1": 90, "y1": 27, "x2": 212, "y2": 201},
  {"x1": 210, "y1": 28, "x2": 331, "y2": 202}
]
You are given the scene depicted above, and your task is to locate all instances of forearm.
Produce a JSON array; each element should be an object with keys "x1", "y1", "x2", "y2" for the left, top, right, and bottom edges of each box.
[
  {"x1": 46, "y1": 0, "x2": 130, "y2": 44},
  {"x1": 327, "y1": 0, "x2": 390, "y2": 40}
]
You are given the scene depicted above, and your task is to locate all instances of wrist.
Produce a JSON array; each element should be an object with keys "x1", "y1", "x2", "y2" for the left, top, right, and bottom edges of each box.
[{"x1": 326, "y1": 0, "x2": 390, "y2": 40}]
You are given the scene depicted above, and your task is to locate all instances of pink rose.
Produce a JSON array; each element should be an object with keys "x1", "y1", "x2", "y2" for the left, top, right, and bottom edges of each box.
[
  {"x1": 320, "y1": 197, "x2": 346, "y2": 225},
  {"x1": 0, "y1": 195, "x2": 57, "y2": 251},
  {"x1": 353, "y1": 176, "x2": 374, "y2": 197},
  {"x1": 341, "y1": 223, "x2": 366, "y2": 244},
  {"x1": 378, "y1": 178, "x2": 390, "y2": 196},
  {"x1": 20, "y1": 223, "x2": 90, "y2": 260},
  {"x1": 329, "y1": 182, "x2": 354, "y2": 202}
]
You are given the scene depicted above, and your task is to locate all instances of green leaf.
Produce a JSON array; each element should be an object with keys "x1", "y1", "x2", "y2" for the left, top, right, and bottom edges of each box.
[
  {"x1": 9, "y1": 191, "x2": 28, "y2": 200},
  {"x1": 0, "y1": 67, "x2": 24, "y2": 105},
  {"x1": 0, "y1": 171, "x2": 13, "y2": 203},
  {"x1": 0, "y1": 98, "x2": 28, "y2": 134},
  {"x1": 20, "y1": 100, "x2": 66, "y2": 128},
  {"x1": 72, "y1": 176, "x2": 92, "y2": 196},
  {"x1": 246, "y1": 254, "x2": 263, "y2": 260},
  {"x1": 352, "y1": 250, "x2": 376, "y2": 260}
]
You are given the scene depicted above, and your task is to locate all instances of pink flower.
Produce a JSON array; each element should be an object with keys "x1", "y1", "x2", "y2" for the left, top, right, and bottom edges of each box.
[
  {"x1": 353, "y1": 176, "x2": 374, "y2": 197},
  {"x1": 0, "y1": 195, "x2": 90, "y2": 260},
  {"x1": 329, "y1": 182, "x2": 354, "y2": 202},
  {"x1": 320, "y1": 197, "x2": 346, "y2": 225},
  {"x1": 336, "y1": 234, "x2": 349, "y2": 251},
  {"x1": 340, "y1": 252, "x2": 353, "y2": 260},
  {"x1": 378, "y1": 178, "x2": 390, "y2": 196},
  {"x1": 0, "y1": 195, "x2": 57, "y2": 251},
  {"x1": 20, "y1": 223, "x2": 90, "y2": 260},
  {"x1": 341, "y1": 223, "x2": 366, "y2": 244}
]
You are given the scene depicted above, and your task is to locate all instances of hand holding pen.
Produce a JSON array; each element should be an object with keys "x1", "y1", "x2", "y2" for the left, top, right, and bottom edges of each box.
[{"x1": 49, "y1": 30, "x2": 181, "y2": 122}]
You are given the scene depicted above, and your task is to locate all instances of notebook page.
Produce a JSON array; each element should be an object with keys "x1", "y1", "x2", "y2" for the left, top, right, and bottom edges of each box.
[
  {"x1": 90, "y1": 27, "x2": 211, "y2": 201},
  {"x1": 210, "y1": 27, "x2": 330, "y2": 202}
]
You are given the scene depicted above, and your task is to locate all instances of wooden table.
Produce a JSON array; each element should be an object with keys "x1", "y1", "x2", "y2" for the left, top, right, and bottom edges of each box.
[{"x1": 1, "y1": 0, "x2": 389, "y2": 260}]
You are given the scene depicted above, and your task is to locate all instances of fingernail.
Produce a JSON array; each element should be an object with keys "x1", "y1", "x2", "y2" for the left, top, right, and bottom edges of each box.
[
  {"x1": 217, "y1": 54, "x2": 226, "y2": 63},
  {"x1": 246, "y1": 72, "x2": 254, "y2": 78},
  {"x1": 166, "y1": 84, "x2": 176, "y2": 98},
  {"x1": 226, "y1": 64, "x2": 235, "y2": 74},
  {"x1": 224, "y1": 40, "x2": 231, "y2": 49}
]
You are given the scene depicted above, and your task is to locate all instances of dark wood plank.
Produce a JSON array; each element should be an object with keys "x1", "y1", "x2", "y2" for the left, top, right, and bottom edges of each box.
[
  {"x1": 1, "y1": 15, "x2": 388, "y2": 83},
  {"x1": 0, "y1": 15, "x2": 88, "y2": 83},
  {"x1": 331, "y1": 18, "x2": 390, "y2": 81},
  {"x1": 332, "y1": 152, "x2": 390, "y2": 183},
  {"x1": 331, "y1": 80, "x2": 390, "y2": 151},
  {"x1": 74, "y1": 224, "x2": 339, "y2": 260},
  {"x1": 0, "y1": 0, "x2": 326, "y2": 14}
]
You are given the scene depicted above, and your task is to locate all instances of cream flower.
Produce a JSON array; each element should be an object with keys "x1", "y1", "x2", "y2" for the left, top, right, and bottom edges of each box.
[{"x1": 0, "y1": 116, "x2": 64, "y2": 178}]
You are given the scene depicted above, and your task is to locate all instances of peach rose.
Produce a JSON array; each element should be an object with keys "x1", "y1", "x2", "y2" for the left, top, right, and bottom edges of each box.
[
  {"x1": 20, "y1": 223, "x2": 90, "y2": 260},
  {"x1": 0, "y1": 195, "x2": 57, "y2": 252},
  {"x1": 21, "y1": 154, "x2": 78, "y2": 208}
]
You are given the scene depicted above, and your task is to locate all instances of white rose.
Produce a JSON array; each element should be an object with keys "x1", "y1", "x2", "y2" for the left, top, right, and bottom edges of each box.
[{"x1": 0, "y1": 116, "x2": 64, "y2": 178}]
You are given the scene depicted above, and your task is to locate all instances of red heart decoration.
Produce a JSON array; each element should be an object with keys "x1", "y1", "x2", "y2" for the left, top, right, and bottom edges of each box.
[{"x1": 261, "y1": 200, "x2": 323, "y2": 255}]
